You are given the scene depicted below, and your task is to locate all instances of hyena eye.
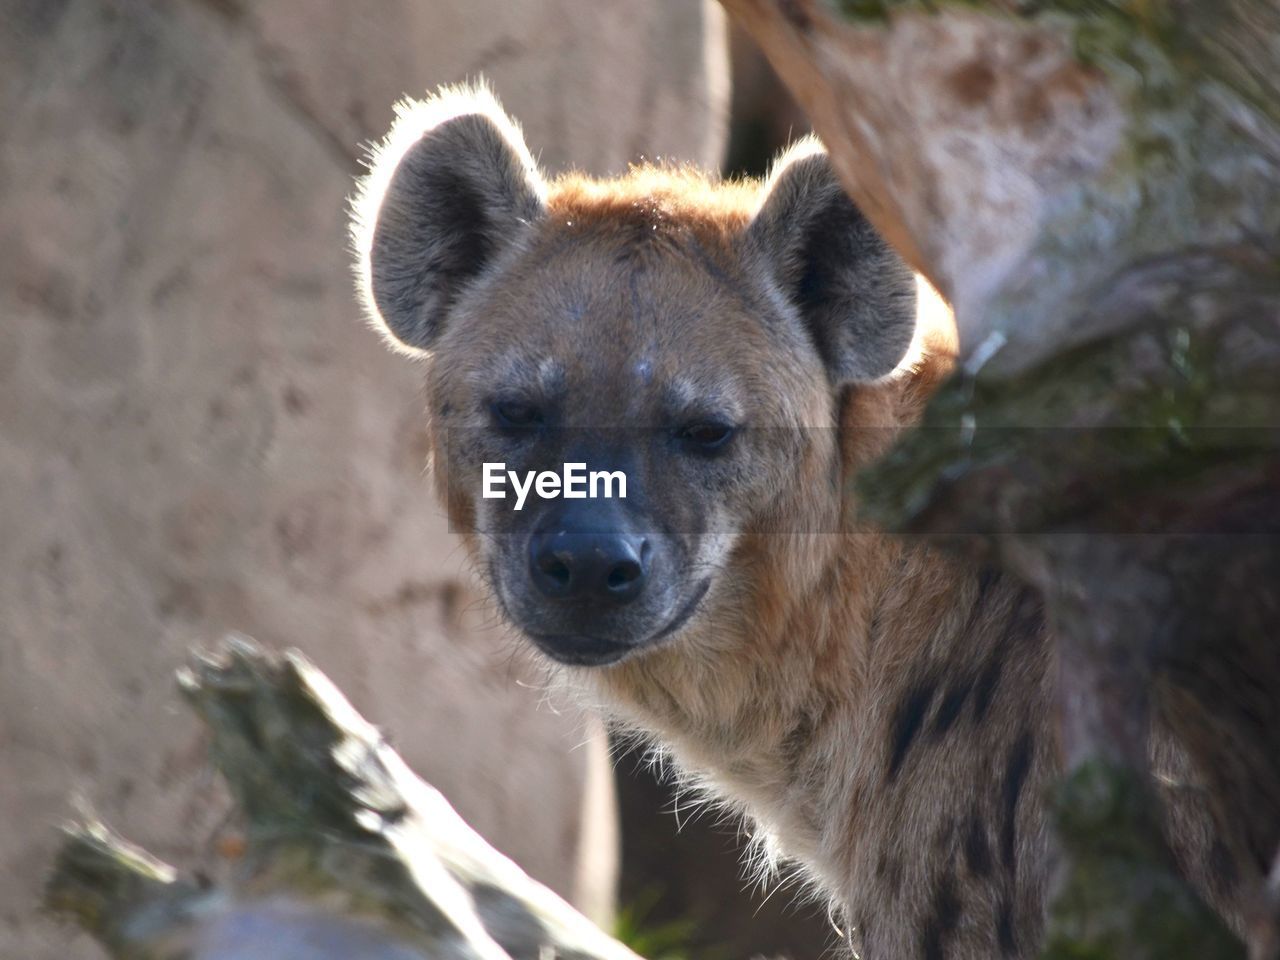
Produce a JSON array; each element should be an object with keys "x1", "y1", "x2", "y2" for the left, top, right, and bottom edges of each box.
[
  {"x1": 491, "y1": 399, "x2": 544, "y2": 429},
  {"x1": 676, "y1": 420, "x2": 736, "y2": 452}
]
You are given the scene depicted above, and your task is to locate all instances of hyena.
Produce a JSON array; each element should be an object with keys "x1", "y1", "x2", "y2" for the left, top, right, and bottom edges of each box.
[{"x1": 350, "y1": 86, "x2": 1242, "y2": 959}]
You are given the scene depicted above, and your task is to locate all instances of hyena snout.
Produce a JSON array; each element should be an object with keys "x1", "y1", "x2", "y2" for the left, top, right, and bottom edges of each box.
[
  {"x1": 509, "y1": 499, "x2": 696, "y2": 667},
  {"x1": 529, "y1": 526, "x2": 652, "y2": 605}
]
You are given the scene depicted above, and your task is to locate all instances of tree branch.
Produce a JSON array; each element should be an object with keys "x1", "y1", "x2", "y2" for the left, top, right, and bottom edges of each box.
[{"x1": 45, "y1": 636, "x2": 643, "y2": 960}]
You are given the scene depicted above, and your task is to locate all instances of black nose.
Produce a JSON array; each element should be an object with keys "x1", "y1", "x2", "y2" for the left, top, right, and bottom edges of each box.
[{"x1": 529, "y1": 529, "x2": 651, "y2": 604}]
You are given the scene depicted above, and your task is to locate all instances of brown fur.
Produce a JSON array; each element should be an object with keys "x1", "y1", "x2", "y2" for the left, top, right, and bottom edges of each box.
[{"x1": 352, "y1": 85, "x2": 1239, "y2": 960}]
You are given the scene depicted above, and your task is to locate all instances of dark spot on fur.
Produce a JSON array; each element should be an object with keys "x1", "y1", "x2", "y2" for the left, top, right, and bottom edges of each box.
[
  {"x1": 934, "y1": 816, "x2": 957, "y2": 852},
  {"x1": 996, "y1": 900, "x2": 1017, "y2": 955},
  {"x1": 972, "y1": 655, "x2": 1003, "y2": 723},
  {"x1": 783, "y1": 711, "x2": 816, "y2": 755},
  {"x1": 931, "y1": 677, "x2": 973, "y2": 737},
  {"x1": 1001, "y1": 732, "x2": 1034, "y2": 873},
  {"x1": 973, "y1": 591, "x2": 1043, "y2": 727},
  {"x1": 963, "y1": 813, "x2": 992, "y2": 878},
  {"x1": 977, "y1": 565, "x2": 1000, "y2": 602},
  {"x1": 1209, "y1": 839, "x2": 1239, "y2": 894},
  {"x1": 921, "y1": 871, "x2": 961, "y2": 960},
  {"x1": 888, "y1": 679, "x2": 937, "y2": 779},
  {"x1": 876, "y1": 851, "x2": 903, "y2": 893}
]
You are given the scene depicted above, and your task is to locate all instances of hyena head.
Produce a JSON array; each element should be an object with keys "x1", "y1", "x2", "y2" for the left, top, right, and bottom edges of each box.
[{"x1": 352, "y1": 85, "x2": 934, "y2": 670}]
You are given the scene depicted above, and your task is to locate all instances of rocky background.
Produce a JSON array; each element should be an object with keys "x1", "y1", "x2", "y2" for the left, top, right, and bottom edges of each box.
[{"x1": 0, "y1": 2, "x2": 729, "y2": 956}]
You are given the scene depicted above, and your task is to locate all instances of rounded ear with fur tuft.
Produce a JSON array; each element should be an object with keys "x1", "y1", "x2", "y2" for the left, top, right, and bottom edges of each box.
[
  {"x1": 747, "y1": 139, "x2": 918, "y2": 384},
  {"x1": 350, "y1": 85, "x2": 547, "y2": 354}
]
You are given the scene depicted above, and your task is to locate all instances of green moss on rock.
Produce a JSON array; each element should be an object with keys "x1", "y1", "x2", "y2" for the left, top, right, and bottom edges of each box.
[
  {"x1": 856, "y1": 295, "x2": 1280, "y2": 537},
  {"x1": 1044, "y1": 762, "x2": 1241, "y2": 960}
]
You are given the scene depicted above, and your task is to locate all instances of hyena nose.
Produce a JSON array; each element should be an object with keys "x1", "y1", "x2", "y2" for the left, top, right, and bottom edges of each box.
[{"x1": 529, "y1": 530, "x2": 651, "y2": 604}]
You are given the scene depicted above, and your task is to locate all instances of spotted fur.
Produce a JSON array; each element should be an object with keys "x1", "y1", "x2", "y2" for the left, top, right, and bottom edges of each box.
[{"x1": 352, "y1": 84, "x2": 1242, "y2": 959}]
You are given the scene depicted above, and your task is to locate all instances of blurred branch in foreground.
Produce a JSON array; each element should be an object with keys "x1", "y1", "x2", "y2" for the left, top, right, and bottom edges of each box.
[{"x1": 45, "y1": 637, "x2": 641, "y2": 960}]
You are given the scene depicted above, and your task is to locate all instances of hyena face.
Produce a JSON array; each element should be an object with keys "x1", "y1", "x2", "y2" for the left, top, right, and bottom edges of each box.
[{"x1": 352, "y1": 86, "x2": 920, "y2": 668}]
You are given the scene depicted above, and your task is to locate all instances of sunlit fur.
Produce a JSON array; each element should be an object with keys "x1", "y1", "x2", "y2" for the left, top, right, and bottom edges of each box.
[
  {"x1": 353, "y1": 85, "x2": 1242, "y2": 960},
  {"x1": 350, "y1": 81, "x2": 546, "y2": 356}
]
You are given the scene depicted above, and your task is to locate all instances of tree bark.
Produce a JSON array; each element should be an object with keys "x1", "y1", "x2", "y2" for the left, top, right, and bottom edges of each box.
[{"x1": 717, "y1": 1, "x2": 1279, "y2": 956}]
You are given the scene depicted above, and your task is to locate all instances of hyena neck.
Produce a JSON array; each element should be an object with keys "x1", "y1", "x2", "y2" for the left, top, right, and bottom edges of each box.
[
  {"x1": 583, "y1": 345, "x2": 1054, "y2": 905},
  {"x1": 586, "y1": 365, "x2": 958, "y2": 767},
  {"x1": 591, "y1": 533, "x2": 1007, "y2": 889}
]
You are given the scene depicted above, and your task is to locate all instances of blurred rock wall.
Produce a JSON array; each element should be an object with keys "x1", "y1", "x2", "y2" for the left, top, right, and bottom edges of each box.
[{"x1": 0, "y1": 1, "x2": 728, "y2": 956}]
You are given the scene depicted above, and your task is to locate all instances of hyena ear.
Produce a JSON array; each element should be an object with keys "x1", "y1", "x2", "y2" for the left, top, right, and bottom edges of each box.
[
  {"x1": 350, "y1": 84, "x2": 547, "y2": 354},
  {"x1": 746, "y1": 139, "x2": 917, "y2": 384}
]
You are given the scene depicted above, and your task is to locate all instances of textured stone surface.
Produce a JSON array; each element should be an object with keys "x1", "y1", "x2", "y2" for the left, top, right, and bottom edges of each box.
[{"x1": 0, "y1": 1, "x2": 727, "y2": 956}]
